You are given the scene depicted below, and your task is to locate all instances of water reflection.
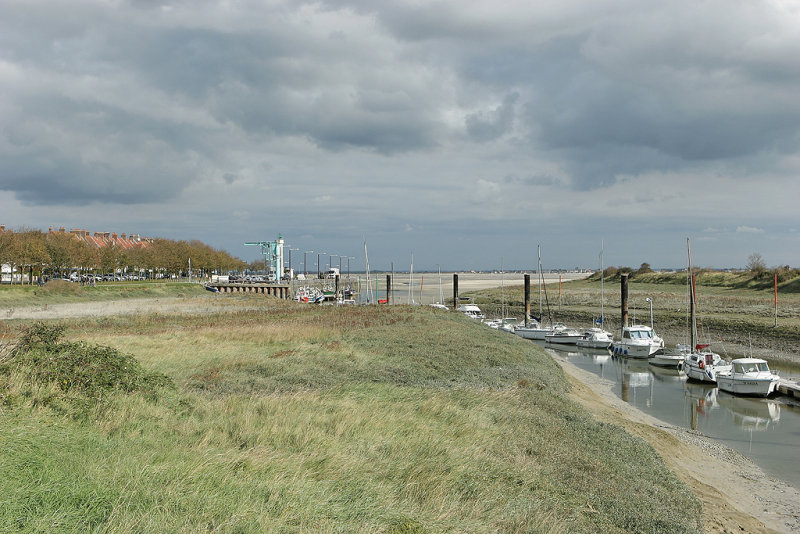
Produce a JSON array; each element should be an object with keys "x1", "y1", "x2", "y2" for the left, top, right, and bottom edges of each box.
[
  {"x1": 717, "y1": 395, "x2": 781, "y2": 431},
  {"x1": 543, "y1": 343, "x2": 800, "y2": 490}
]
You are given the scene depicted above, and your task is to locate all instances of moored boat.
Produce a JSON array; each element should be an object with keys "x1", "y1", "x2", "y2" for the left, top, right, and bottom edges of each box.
[
  {"x1": 611, "y1": 325, "x2": 664, "y2": 358},
  {"x1": 545, "y1": 326, "x2": 583, "y2": 344},
  {"x1": 684, "y1": 348, "x2": 732, "y2": 383},
  {"x1": 649, "y1": 344, "x2": 688, "y2": 369},
  {"x1": 716, "y1": 358, "x2": 780, "y2": 397},
  {"x1": 458, "y1": 303, "x2": 486, "y2": 320},
  {"x1": 576, "y1": 327, "x2": 613, "y2": 349}
]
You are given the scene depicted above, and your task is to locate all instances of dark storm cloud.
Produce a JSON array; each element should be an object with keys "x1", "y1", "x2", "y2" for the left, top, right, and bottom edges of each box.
[{"x1": 2, "y1": 0, "x2": 799, "y2": 268}]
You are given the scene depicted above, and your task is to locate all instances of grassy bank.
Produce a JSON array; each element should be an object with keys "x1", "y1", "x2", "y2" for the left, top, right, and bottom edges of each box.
[
  {"x1": 0, "y1": 280, "x2": 206, "y2": 309},
  {"x1": 0, "y1": 299, "x2": 701, "y2": 533}
]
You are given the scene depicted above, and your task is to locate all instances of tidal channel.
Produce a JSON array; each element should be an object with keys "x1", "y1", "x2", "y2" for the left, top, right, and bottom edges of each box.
[{"x1": 542, "y1": 343, "x2": 800, "y2": 491}]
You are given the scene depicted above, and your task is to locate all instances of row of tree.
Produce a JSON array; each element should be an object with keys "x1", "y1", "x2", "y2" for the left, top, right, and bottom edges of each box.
[{"x1": 0, "y1": 227, "x2": 246, "y2": 284}]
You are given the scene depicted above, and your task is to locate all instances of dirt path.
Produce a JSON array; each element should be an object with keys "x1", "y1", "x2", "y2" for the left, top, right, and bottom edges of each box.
[
  {"x1": 554, "y1": 355, "x2": 800, "y2": 533},
  {"x1": 2, "y1": 295, "x2": 256, "y2": 320}
]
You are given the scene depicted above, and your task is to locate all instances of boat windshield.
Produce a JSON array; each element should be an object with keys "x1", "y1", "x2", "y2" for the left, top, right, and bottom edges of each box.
[
  {"x1": 757, "y1": 362, "x2": 771, "y2": 372},
  {"x1": 630, "y1": 330, "x2": 653, "y2": 339}
]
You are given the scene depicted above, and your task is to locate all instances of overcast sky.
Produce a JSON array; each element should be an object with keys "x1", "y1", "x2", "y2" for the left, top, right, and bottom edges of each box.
[{"x1": 2, "y1": 0, "x2": 799, "y2": 271}]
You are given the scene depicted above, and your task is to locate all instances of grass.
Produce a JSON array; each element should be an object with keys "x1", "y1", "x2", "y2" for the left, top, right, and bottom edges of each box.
[
  {"x1": 0, "y1": 280, "x2": 206, "y2": 308},
  {"x1": 0, "y1": 298, "x2": 703, "y2": 533}
]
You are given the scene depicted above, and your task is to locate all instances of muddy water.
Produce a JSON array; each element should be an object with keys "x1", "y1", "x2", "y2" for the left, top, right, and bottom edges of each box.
[{"x1": 541, "y1": 342, "x2": 800, "y2": 491}]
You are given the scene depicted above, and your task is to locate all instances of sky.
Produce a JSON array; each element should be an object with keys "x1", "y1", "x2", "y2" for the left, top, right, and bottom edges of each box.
[{"x1": 2, "y1": 0, "x2": 799, "y2": 272}]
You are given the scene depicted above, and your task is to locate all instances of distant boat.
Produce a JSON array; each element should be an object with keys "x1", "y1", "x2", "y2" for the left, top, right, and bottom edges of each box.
[
  {"x1": 458, "y1": 298, "x2": 486, "y2": 320},
  {"x1": 515, "y1": 245, "x2": 562, "y2": 339}
]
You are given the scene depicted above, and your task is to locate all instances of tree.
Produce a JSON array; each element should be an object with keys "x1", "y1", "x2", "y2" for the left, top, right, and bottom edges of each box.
[{"x1": 747, "y1": 253, "x2": 766, "y2": 275}]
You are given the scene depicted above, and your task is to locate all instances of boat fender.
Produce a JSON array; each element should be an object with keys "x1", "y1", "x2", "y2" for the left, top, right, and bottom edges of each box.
[{"x1": 302, "y1": 296, "x2": 309, "y2": 302}]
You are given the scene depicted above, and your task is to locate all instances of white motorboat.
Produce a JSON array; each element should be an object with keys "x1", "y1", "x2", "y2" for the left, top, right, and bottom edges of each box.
[
  {"x1": 684, "y1": 348, "x2": 732, "y2": 383},
  {"x1": 576, "y1": 327, "x2": 613, "y2": 349},
  {"x1": 516, "y1": 321, "x2": 566, "y2": 340},
  {"x1": 611, "y1": 325, "x2": 664, "y2": 358},
  {"x1": 716, "y1": 358, "x2": 780, "y2": 397},
  {"x1": 458, "y1": 303, "x2": 486, "y2": 320},
  {"x1": 498, "y1": 318, "x2": 522, "y2": 333},
  {"x1": 649, "y1": 344, "x2": 688, "y2": 369},
  {"x1": 545, "y1": 326, "x2": 583, "y2": 345}
]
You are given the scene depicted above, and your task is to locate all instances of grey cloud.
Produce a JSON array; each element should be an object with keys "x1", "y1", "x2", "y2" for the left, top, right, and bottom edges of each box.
[{"x1": 466, "y1": 93, "x2": 518, "y2": 142}]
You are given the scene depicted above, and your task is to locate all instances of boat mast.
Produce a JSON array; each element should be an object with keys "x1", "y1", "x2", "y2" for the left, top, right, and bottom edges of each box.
[
  {"x1": 687, "y1": 237, "x2": 697, "y2": 349},
  {"x1": 408, "y1": 252, "x2": 413, "y2": 305},
  {"x1": 537, "y1": 245, "x2": 542, "y2": 320},
  {"x1": 600, "y1": 239, "x2": 604, "y2": 329},
  {"x1": 501, "y1": 257, "x2": 505, "y2": 319},
  {"x1": 364, "y1": 238, "x2": 373, "y2": 304},
  {"x1": 438, "y1": 264, "x2": 444, "y2": 305}
]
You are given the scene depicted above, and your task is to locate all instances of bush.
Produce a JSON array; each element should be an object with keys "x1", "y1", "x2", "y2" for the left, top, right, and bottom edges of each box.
[{"x1": 3, "y1": 322, "x2": 172, "y2": 398}]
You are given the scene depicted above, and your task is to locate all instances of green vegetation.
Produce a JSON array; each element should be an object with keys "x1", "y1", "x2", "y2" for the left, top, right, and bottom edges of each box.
[
  {"x1": 0, "y1": 280, "x2": 206, "y2": 308},
  {"x1": 0, "y1": 301, "x2": 701, "y2": 533}
]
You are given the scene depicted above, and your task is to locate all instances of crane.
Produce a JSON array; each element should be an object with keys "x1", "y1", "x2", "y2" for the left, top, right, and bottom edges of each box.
[{"x1": 244, "y1": 235, "x2": 284, "y2": 282}]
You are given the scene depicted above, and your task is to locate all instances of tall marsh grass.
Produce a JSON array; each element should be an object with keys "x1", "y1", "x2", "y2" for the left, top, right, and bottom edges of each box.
[{"x1": 0, "y1": 301, "x2": 702, "y2": 533}]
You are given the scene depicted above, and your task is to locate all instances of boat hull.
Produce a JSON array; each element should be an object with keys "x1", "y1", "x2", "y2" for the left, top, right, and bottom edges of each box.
[
  {"x1": 717, "y1": 376, "x2": 779, "y2": 397},
  {"x1": 545, "y1": 334, "x2": 582, "y2": 345},
  {"x1": 611, "y1": 342, "x2": 661, "y2": 359},
  {"x1": 514, "y1": 328, "x2": 550, "y2": 340},
  {"x1": 648, "y1": 354, "x2": 685, "y2": 369},
  {"x1": 576, "y1": 339, "x2": 612, "y2": 349}
]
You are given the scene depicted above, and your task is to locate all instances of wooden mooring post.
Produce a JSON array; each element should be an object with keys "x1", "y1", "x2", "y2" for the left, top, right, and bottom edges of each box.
[
  {"x1": 386, "y1": 274, "x2": 391, "y2": 304},
  {"x1": 453, "y1": 274, "x2": 459, "y2": 310},
  {"x1": 621, "y1": 273, "x2": 629, "y2": 328},
  {"x1": 524, "y1": 274, "x2": 531, "y2": 326}
]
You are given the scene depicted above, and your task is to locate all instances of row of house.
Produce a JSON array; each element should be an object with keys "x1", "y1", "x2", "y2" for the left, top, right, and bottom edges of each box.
[{"x1": 1, "y1": 225, "x2": 152, "y2": 283}]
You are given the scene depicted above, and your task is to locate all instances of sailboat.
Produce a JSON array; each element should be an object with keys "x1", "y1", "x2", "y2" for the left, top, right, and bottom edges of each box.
[
  {"x1": 429, "y1": 265, "x2": 448, "y2": 310},
  {"x1": 363, "y1": 238, "x2": 374, "y2": 304},
  {"x1": 515, "y1": 246, "x2": 564, "y2": 340},
  {"x1": 577, "y1": 241, "x2": 614, "y2": 349},
  {"x1": 682, "y1": 238, "x2": 732, "y2": 382}
]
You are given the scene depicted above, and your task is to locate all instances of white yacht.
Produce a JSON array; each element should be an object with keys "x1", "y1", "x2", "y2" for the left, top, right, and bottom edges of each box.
[
  {"x1": 682, "y1": 238, "x2": 732, "y2": 383},
  {"x1": 683, "y1": 348, "x2": 732, "y2": 383},
  {"x1": 716, "y1": 358, "x2": 780, "y2": 397},
  {"x1": 649, "y1": 344, "x2": 688, "y2": 369},
  {"x1": 611, "y1": 325, "x2": 664, "y2": 358},
  {"x1": 516, "y1": 321, "x2": 567, "y2": 340},
  {"x1": 576, "y1": 328, "x2": 614, "y2": 349},
  {"x1": 545, "y1": 326, "x2": 583, "y2": 345},
  {"x1": 458, "y1": 303, "x2": 486, "y2": 320}
]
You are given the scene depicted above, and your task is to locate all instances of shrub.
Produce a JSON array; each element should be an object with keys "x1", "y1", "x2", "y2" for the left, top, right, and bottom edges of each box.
[{"x1": 2, "y1": 322, "x2": 172, "y2": 398}]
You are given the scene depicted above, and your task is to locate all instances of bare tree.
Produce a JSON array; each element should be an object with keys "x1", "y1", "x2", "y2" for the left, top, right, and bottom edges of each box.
[{"x1": 747, "y1": 253, "x2": 766, "y2": 275}]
